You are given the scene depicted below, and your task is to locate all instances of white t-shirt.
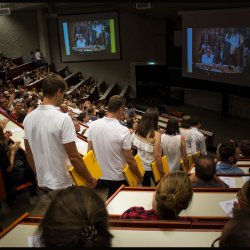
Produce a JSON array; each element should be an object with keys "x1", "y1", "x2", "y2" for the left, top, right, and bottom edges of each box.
[
  {"x1": 190, "y1": 127, "x2": 207, "y2": 155},
  {"x1": 23, "y1": 105, "x2": 77, "y2": 190},
  {"x1": 88, "y1": 117, "x2": 131, "y2": 181},
  {"x1": 161, "y1": 134, "x2": 182, "y2": 173},
  {"x1": 180, "y1": 128, "x2": 192, "y2": 154}
]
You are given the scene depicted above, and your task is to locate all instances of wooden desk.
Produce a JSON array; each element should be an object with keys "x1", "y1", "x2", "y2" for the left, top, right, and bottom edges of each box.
[
  {"x1": 0, "y1": 111, "x2": 88, "y2": 156},
  {"x1": 106, "y1": 186, "x2": 238, "y2": 219},
  {"x1": 0, "y1": 213, "x2": 222, "y2": 247}
]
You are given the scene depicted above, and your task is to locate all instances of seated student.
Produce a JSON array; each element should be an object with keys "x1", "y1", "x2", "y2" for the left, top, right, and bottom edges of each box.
[
  {"x1": 36, "y1": 186, "x2": 113, "y2": 247},
  {"x1": 216, "y1": 207, "x2": 250, "y2": 247},
  {"x1": 120, "y1": 171, "x2": 193, "y2": 220},
  {"x1": 190, "y1": 155, "x2": 229, "y2": 188},
  {"x1": 216, "y1": 141, "x2": 244, "y2": 174},
  {"x1": 240, "y1": 139, "x2": 250, "y2": 158}
]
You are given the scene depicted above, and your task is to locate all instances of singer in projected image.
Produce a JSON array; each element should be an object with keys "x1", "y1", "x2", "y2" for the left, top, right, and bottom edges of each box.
[{"x1": 193, "y1": 27, "x2": 250, "y2": 74}]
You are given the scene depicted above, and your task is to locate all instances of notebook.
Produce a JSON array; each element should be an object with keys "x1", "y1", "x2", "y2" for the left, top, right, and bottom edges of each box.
[
  {"x1": 151, "y1": 155, "x2": 169, "y2": 182},
  {"x1": 123, "y1": 154, "x2": 145, "y2": 186},
  {"x1": 68, "y1": 150, "x2": 102, "y2": 186}
]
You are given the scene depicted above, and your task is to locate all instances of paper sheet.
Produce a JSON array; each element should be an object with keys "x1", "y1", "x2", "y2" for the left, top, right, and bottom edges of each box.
[
  {"x1": 242, "y1": 176, "x2": 250, "y2": 183},
  {"x1": 10, "y1": 128, "x2": 22, "y2": 133},
  {"x1": 218, "y1": 176, "x2": 236, "y2": 188},
  {"x1": 218, "y1": 198, "x2": 238, "y2": 218}
]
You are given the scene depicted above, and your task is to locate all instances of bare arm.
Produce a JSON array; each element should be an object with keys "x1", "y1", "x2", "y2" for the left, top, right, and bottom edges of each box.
[
  {"x1": 7, "y1": 141, "x2": 21, "y2": 172},
  {"x1": 181, "y1": 136, "x2": 189, "y2": 171},
  {"x1": 87, "y1": 140, "x2": 93, "y2": 152},
  {"x1": 24, "y1": 139, "x2": 37, "y2": 175},
  {"x1": 64, "y1": 141, "x2": 96, "y2": 188},
  {"x1": 153, "y1": 131, "x2": 164, "y2": 177},
  {"x1": 123, "y1": 149, "x2": 143, "y2": 185}
]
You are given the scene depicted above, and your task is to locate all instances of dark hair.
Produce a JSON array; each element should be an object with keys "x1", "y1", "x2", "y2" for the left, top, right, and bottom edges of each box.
[
  {"x1": 77, "y1": 111, "x2": 87, "y2": 122},
  {"x1": 126, "y1": 118, "x2": 134, "y2": 129},
  {"x1": 155, "y1": 171, "x2": 193, "y2": 219},
  {"x1": 219, "y1": 207, "x2": 250, "y2": 247},
  {"x1": 195, "y1": 155, "x2": 216, "y2": 182},
  {"x1": 38, "y1": 186, "x2": 113, "y2": 247},
  {"x1": 190, "y1": 116, "x2": 200, "y2": 127},
  {"x1": 136, "y1": 107, "x2": 159, "y2": 138},
  {"x1": 218, "y1": 142, "x2": 237, "y2": 162},
  {"x1": 240, "y1": 140, "x2": 250, "y2": 157},
  {"x1": 42, "y1": 73, "x2": 67, "y2": 98},
  {"x1": 166, "y1": 118, "x2": 180, "y2": 136},
  {"x1": 17, "y1": 110, "x2": 27, "y2": 124},
  {"x1": 97, "y1": 109, "x2": 105, "y2": 118},
  {"x1": 107, "y1": 95, "x2": 126, "y2": 113},
  {"x1": 180, "y1": 115, "x2": 191, "y2": 129}
]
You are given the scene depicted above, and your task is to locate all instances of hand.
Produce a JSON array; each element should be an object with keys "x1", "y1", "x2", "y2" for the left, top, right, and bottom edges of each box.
[
  {"x1": 10, "y1": 141, "x2": 21, "y2": 153},
  {"x1": 4, "y1": 130, "x2": 12, "y2": 140},
  {"x1": 86, "y1": 177, "x2": 97, "y2": 189},
  {"x1": 0, "y1": 118, "x2": 9, "y2": 129}
]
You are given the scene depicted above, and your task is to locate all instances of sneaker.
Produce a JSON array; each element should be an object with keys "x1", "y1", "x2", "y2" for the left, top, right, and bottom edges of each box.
[{"x1": 29, "y1": 196, "x2": 39, "y2": 205}]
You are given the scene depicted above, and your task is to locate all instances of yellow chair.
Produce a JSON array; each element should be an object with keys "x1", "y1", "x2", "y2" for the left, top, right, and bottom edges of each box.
[
  {"x1": 123, "y1": 154, "x2": 145, "y2": 186},
  {"x1": 68, "y1": 150, "x2": 102, "y2": 186},
  {"x1": 151, "y1": 155, "x2": 169, "y2": 183}
]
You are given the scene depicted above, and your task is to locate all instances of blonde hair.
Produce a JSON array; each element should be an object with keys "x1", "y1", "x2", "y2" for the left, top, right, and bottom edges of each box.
[{"x1": 155, "y1": 171, "x2": 193, "y2": 219}]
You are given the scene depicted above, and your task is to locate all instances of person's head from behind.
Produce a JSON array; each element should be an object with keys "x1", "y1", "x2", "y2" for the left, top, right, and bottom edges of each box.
[
  {"x1": 42, "y1": 73, "x2": 67, "y2": 106},
  {"x1": 240, "y1": 139, "x2": 250, "y2": 157},
  {"x1": 195, "y1": 155, "x2": 216, "y2": 182},
  {"x1": 166, "y1": 118, "x2": 180, "y2": 136},
  {"x1": 38, "y1": 186, "x2": 113, "y2": 247},
  {"x1": 60, "y1": 103, "x2": 68, "y2": 113},
  {"x1": 180, "y1": 115, "x2": 191, "y2": 129},
  {"x1": 218, "y1": 141, "x2": 240, "y2": 165},
  {"x1": 107, "y1": 95, "x2": 126, "y2": 120},
  {"x1": 136, "y1": 107, "x2": 159, "y2": 138},
  {"x1": 190, "y1": 116, "x2": 201, "y2": 128},
  {"x1": 219, "y1": 207, "x2": 250, "y2": 247},
  {"x1": 153, "y1": 171, "x2": 193, "y2": 219}
]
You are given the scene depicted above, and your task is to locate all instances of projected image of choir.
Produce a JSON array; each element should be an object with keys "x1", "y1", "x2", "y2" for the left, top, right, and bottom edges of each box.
[
  {"x1": 71, "y1": 20, "x2": 111, "y2": 52},
  {"x1": 194, "y1": 27, "x2": 250, "y2": 74}
]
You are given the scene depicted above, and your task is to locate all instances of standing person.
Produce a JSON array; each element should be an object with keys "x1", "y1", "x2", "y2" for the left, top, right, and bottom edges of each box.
[
  {"x1": 131, "y1": 108, "x2": 164, "y2": 186},
  {"x1": 23, "y1": 74, "x2": 96, "y2": 211},
  {"x1": 161, "y1": 118, "x2": 189, "y2": 173},
  {"x1": 190, "y1": 116, "x2": 207, "y2": 155},
  {"x1": 87, "y1": 95, "x2": 142, "y2": 198},
  {"x1": 179, "y1": 115, "x2": 193, "y2": 154}
]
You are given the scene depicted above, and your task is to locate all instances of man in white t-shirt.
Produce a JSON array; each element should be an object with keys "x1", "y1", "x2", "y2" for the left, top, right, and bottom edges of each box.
[
  {"x1": 23, "y1": 74, "x2": 96, "y2": 212},
  {"x1": 190, "y1": 116, "x2": 207, "y2": 156},
  {"x1": 87, "y1": 95, "x2": 143, "y2": 198}
]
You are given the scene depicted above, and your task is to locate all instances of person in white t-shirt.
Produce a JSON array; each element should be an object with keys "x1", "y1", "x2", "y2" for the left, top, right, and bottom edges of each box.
[
  {"x1": 35, "y1": 49, "x2": 43, "y2": 67},
  {"x1": 23, "y1": 74, "x2": 96, "y2": 213},
  {"x1": 87, "y1": 95, "x2": 143, "y2": 198}
]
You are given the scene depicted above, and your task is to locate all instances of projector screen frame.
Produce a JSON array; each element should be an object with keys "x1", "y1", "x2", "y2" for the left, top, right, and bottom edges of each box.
[{"x1": 57, "y1": 10, "x2": 121, "y2": 63}]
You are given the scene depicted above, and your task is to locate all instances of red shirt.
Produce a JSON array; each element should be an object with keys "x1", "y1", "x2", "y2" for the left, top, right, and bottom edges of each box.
[{"x1": 120, "y1": 206, "x2": 159, "y2": 220}]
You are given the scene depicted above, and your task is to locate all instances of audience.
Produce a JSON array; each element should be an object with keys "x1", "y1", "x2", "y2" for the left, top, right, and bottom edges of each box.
[
  {"x1": 218, "y1": 207, "x2": 250, "y2": 247},
  {"x1": 161, "y1": 118, "x2": 189, "y2": 173},
  {"x1": 216, "y1": 141, "x2": 243, "y2": 174},
  {"x1": 240, "y1": 139, "x2": 250, "y2": 158},
  {"x1": 120, "y1": 171, "x2": 193, "y2": 220},
  {"x1": 190, "y1": 155, "x2": 229, "y2": 188},
  {"x1": 131, "y1": 107, "x2": 164, "y2": 186},
  {"x1": 36, "y1": 186, "x2": 113, "y2": 247}
]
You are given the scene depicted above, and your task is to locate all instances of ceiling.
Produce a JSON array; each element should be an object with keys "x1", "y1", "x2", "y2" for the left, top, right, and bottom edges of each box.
[{"x1": 3, "y1": 1, "x2": 250, "y2": 19}]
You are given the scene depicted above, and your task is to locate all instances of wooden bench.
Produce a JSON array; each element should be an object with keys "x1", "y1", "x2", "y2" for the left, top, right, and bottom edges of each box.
[
  {"x1": 99, "y1": 83, "x2": 119, "y2": 105},
  {"x1": 0, "y1": 213, "x2": 222, "y2": 247},
  {"x1": 64, "y1": 72, "x2": 81, "y2": 87},
  {"x1": 119, "y1": 85, "x2": 130, "y2": 98},
  {"x1": 6, "y1": 62, "x2": 35, "y2": 80},
  {"x1": 56, "y1": 67, "x2": 66, "y2": 78}
]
